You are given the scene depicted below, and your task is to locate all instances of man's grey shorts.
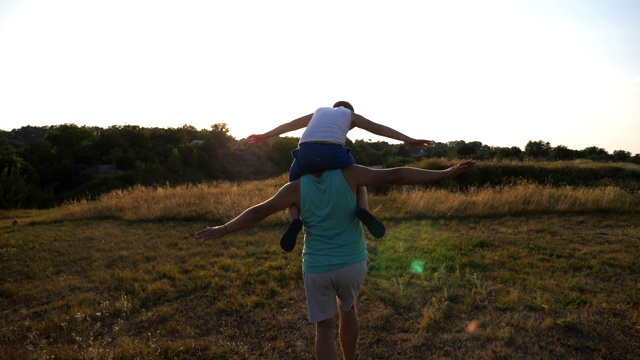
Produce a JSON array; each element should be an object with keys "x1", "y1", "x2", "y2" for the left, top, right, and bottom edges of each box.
[{"x1": 303, "y1": 259, "x2": 369, "y2": 323}]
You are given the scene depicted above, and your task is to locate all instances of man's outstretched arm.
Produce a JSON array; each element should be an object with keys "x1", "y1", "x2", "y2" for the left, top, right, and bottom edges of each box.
[
  {"x1": 194, "y1": 181, "x2": 300, "y2": 241},
  {"x1": 344, "y1": 161, "x2": 475, "y2": 188},
  {"x1": 194, "y1": 161, "x2": 474, "y2": 241}
]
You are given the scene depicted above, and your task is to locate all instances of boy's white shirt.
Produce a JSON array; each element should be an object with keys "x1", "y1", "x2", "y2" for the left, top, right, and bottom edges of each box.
[{"x1": 299, "y1": 107, "x2": 351, "y2": 146}]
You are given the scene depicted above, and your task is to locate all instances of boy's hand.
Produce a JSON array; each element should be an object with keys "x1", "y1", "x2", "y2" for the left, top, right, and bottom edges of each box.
[
  {"x1": 247, "y1": 134, "x2": 268, "y2": 145},
  {"x1": 406, "y1": 139, "x2": 435, "y2": 148}
]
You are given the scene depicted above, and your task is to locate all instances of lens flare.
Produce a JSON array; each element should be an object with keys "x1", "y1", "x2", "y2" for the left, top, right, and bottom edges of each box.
[
  {"x1": 466, "y1": 320, "x2": 480, "y2": 333},
  {"x1": 409, "y1": 259, "x2": 424, "y2": 274}
]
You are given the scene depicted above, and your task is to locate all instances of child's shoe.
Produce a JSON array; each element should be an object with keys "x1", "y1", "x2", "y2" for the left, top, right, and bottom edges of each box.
[
  {"x1": 280, "y1": 218, "x2": 303, "y2": 252},
  {"x1": 355, "y1": 208, "x2": 385, "y2": 238}
]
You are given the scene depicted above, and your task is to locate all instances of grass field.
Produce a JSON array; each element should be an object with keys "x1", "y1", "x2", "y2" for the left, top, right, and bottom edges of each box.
[{"x1": 1, "y1": 174, "x2": 639, "y2": 359}]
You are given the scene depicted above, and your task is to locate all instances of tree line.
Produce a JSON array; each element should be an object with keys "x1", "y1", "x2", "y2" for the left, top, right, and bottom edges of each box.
[{"x1": 1, "y1": 124, "x2": 639, "y2": 209}]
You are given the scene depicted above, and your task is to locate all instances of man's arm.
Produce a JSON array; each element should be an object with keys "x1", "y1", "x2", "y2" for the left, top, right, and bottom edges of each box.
[
  {"x1": 247, "y1": 114, "x2": 313, "y2": 145},
  {"x1": 194, "y1": 181, "x2": 301, "y2": 241},
  {"x1": 342, "y1": 162, "x2": 475, "y2": 189},
  {"x1": 194, "y1": 162, "x2": 475, "y2": 241},
  {"x1": 351, "y1": 113, "x2": 434, "y2": 148}
]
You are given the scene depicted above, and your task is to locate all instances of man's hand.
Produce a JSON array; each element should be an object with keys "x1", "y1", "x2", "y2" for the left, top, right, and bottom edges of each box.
[
  {"x1": 194, "y1": 226, "x2": 227, "y2": 242},
  {"x1": 247, "y1": 134, "x2": 269, "y2": 145},
  {"x1": 445, "y1": 160, "x2": 476, "y2": 179},
  {"x1": 406, "y1": 139, "x2": 435, "y2": 148}
]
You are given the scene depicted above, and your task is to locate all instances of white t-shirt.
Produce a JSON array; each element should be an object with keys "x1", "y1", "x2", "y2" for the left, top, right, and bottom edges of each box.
[{"x1": 299, "y1": 106, "x2": 352, "y2": 146}]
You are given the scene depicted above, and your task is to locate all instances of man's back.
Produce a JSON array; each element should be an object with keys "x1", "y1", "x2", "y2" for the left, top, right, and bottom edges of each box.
[{"x1": 300, "y1": 169, "x2": 367, "y2": 274}]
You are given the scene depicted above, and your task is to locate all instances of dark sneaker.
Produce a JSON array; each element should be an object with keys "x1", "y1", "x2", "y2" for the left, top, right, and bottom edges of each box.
[
  {"x1": 280, "y1": 218, "x2": 303, "y2": 252},
  {"x1": 356, "y1": 208, "x2": 385, "y2": 238}
]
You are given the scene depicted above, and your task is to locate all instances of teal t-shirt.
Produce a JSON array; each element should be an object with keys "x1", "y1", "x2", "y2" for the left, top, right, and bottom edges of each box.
[{"x1": 301, "y1": 169, "x2": 367, "y2": 274}]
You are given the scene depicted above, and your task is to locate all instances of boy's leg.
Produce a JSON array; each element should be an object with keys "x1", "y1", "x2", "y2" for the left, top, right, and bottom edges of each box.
[
  {"x1": 281, "y1": 156, "x2": 304, "y2": 252},
  {"x1": 356, "y1": 186, "x2": 385, "y2": 238},
  {"x1": 280, "y1": 205, "x2": 302, "y2": 252}
]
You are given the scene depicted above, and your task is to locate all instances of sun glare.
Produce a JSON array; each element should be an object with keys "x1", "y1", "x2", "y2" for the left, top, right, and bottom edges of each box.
[{"x1": 409, "y1": 259, "x2": 425, "y2": 275}]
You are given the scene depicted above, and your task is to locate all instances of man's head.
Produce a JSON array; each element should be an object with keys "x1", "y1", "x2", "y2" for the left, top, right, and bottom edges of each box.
[{"x1": 333, "y1": 101, "x2": 354, "y2": 112}]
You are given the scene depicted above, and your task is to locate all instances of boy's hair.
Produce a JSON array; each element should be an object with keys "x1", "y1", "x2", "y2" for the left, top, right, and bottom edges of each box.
[{"x1": 333, "y1": 101, "x2": 354, "y2": 112}]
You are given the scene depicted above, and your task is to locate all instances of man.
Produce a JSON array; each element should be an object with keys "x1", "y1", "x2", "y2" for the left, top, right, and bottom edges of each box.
[{"x1": 194, "y1": 160, "x2": 475, "y2": 359}]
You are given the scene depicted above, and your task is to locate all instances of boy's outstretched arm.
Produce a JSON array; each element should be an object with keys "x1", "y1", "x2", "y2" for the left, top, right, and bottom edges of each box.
[
  {"x1": 351, "y1": 113, "x2": 434, "y2": 148},
  {"x1": 247, "y1": 114, "x2": 313, "y2": 145}
]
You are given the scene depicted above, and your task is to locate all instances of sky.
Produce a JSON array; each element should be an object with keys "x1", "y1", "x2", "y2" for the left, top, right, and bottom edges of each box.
[{"x1": 1, "y1": 0, "x2": 639, "y2": 155}]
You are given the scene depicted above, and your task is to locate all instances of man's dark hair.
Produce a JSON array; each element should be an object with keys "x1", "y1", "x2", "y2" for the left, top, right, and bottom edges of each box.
[{"x1": 333, "y1": 101, "x2": 354, "y2": 112}]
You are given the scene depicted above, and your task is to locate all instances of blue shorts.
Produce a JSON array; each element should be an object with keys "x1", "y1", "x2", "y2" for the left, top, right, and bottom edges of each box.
[{"x1": 289, "y1": 143, "x2": 356, "y2": 182}]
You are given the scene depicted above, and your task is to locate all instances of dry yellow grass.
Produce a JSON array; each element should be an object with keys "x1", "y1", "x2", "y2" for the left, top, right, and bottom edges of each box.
[
  {"x1": 43, "y1": 177, "x2": 640, "y2": 224},
  {"x1": 48, "y1": 174, "x2": 290, "y2": 223},
  {"x1": 384, "y1": 182, "x2": 640, "y2": 218}
]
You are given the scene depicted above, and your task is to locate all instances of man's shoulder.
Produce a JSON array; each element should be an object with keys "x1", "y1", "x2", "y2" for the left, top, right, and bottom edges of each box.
[
  {"x1": 279, "y1": 180, "x2": 301, "y2": 202},
  {"x1": 341, "y1": 165, "x2": 374, "y2": 185}
]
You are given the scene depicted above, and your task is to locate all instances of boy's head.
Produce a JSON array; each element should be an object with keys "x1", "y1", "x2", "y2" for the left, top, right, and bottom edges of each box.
[{"x1": 333, "y1": 101, "x2": 354, "y2": 112}]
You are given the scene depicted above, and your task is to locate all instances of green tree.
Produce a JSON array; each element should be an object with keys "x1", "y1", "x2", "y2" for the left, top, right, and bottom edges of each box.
[
  {"x1": 197, "y1": 123, "x2": 236, "y2": 179},
  {"x1": 350, "y1": 140, "x2": 378, "y2": 166},
  {"x1": 5, "y1": 126, "x2": 48, "y2": 147},
  {"x1": 524, "y1": 140, "x2": 551, "y2": 159},
  {"x1": 455, "y1": 141, "x2": 477, "y2": 158},
  {"x1": 45, "y1": 124, "x2": 98, "y2": 166},
  {"x1": 549, "y1": 145, "x2": 576, "y2": 161},
  {"x1": 496, "y1": 146, "x2": 523, "y2": 160},
  {"x1": 612, "y1": 150, "x2": 631, "y2": 162},
  {"x1": 422, "y1": 142, "x2": 451, "y2": 158},
  {"x1": 225, "y1": 140, "x2": 279, "y2": 179},
  {"x1": 149, "y1": 127, "x2": 188, "y2": 171},
  {"x1": 265, "y1": 137, "x2": 298, "y2": 175},
  {"x1": 395, "y1": 144, "x2": 410, "y2": 158},
  {"x1": 0, "y1": 154, "x2": 52, "y2": 209},
  {"x1": 581, "y1": 146, "x2": 609, "y2": 162},
  {"x1": 43, "y1": 124, "x2": 99, "y2": 196},
  {"x1": 93, "y1": 126, "x2": 127, "y2": 163},
  {"x1": 0, "y1": 165, "x2": 28, "y2": 209}
]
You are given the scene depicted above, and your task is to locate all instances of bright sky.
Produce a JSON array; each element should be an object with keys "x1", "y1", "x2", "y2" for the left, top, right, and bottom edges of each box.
[{"x1": 1, "y1": 0, "x2": 639, "y2": 154}]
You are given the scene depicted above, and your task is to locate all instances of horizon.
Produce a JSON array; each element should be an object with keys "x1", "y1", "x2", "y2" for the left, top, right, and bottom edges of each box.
[{"x1": 3, "y1": 121, "x2": 637, "y2": 156}]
